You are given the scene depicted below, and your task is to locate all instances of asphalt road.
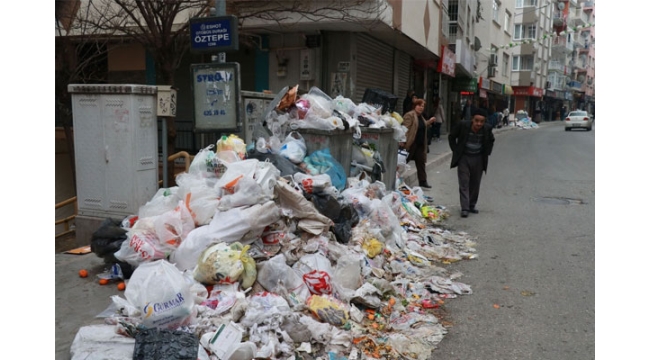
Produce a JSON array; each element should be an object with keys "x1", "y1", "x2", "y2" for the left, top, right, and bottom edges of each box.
[{"x1": 427, "y1": 121, "x2": 595, "y2": 360}]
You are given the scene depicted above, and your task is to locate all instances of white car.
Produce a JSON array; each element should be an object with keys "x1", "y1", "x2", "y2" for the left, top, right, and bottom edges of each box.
[{"x1": 565, "y1": 110, "x2": 593, "y2": 131}]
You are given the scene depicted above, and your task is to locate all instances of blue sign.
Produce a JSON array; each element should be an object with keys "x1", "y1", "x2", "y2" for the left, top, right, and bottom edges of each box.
[{"x1": 189, "y1": 15, "x2": 239, "y2": 53}]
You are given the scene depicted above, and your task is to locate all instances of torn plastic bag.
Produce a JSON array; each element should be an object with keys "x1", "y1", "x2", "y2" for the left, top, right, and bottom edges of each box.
[
  {"x1": 292, "y1": 253, "x2": 334, "y2": 295},
  {"x1": 132, "y1": 328, "x2": 199, "y2": 360},
  {"x1": 239, "y1": 291, "x2": 292, "y2": 328},
  {"x1": 124, "y1": 260, "x2": 195, "y2": 329},
  {"x1": 256, "y1": 254, "x2": 311, "y2": 306}
]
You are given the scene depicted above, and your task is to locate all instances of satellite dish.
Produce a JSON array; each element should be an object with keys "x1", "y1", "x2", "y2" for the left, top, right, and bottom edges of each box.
[
  {"x1": 558, "y1": 2, "x2": 565, "y2": 10},
  {"x1": 578, "y1": 74, "x2": 585, "y2": 82}
]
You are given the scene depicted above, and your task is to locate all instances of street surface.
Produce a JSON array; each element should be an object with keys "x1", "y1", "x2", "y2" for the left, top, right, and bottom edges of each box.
[{"x1": 428, "y1": 121, "x2": 595, "y2": 360}]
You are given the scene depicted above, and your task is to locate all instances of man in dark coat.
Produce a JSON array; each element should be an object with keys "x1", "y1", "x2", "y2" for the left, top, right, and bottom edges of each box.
[
  {"x1": 402, "y1": 89, "x2": 415, "y2": 116},
  {"x1": 448, "y1": 107, "x2": 495, "y2": 218}
]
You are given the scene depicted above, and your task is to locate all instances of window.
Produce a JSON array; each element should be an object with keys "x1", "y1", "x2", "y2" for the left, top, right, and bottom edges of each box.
[
  {"x1": 504, "y1": 12, "x2": 511, "y2": 33},
  {"x1": 527, "y1": 25, "x2": 537, "y2": 39},
  {"x1": 512, "y1": 55, "x2": 534, "y2": 71},
  {"x1": 493, "y1": 0, "x2": 500, "y2": 23},
  {"x1": 516, "y1": 0, "x2": 538, "y2": 8},
  {"x1": 514, "y1": 24, "x2": 536, "y2": 40},
  {"x1": 514, "y1": 24, "x2": 522, "y2": 39},
  {"x1": 503, "y1": 54, "x2": 510, "y2": 77}
]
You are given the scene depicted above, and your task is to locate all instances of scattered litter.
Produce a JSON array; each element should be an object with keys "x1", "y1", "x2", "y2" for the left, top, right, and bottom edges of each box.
[{"x1": 75, "y1": 85, "x2": 483, "y2": 360}]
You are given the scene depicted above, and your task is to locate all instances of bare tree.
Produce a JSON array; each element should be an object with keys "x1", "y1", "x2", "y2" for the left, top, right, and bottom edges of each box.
[
  {"x1": 60, "y1": 0, "x2": 389, "y2": 184},
  {"x1": 70, "y1": 0, "x2": 211, "y2": 184},
  {"x1": 56, "y1": 0, "x2": 117, "y2": 190},
  {"x1": 227, "y1": 0, "x2": 389, "y2": 27}
]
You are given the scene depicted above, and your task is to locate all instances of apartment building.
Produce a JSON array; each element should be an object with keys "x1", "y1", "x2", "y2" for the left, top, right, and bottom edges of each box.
[
  {"x1": 547, "y1": 0, "x2": 594, "y2": 118},
  {"x1": 474, "y1": 0, "x2": 516, "y2": 113},
  {"x1": 510, "y1": 0, "x2": 553, "y2": 121},
  {"x1": 579, "y1": 0, "x2": 595, "y2": 113}
]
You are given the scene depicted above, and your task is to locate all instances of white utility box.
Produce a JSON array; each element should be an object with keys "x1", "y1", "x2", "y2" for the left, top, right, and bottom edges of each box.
[{"x1": 68, "y1": 84, "x2": 159, "y2": 220}]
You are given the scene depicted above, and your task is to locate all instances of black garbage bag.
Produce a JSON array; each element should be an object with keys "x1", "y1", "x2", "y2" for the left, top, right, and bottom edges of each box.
[
  {"x1": 310, "y1": 192, "x2": 341, "y2": 221},
  {"x1": 333, "y1": 203, "x2": 359, "y2": 244},
  {"x1": 133, "y1": 328, "x2": 199, "y2": 360},
  {"x1": 91, "y1": 218, "x2": 127, "y2": 261},
  {"x1": 90, "y1": 217, "x2": 135, "y2": 279},
  {"x1": 247, "y1": 148, "x2": 306, "y2": 177}
]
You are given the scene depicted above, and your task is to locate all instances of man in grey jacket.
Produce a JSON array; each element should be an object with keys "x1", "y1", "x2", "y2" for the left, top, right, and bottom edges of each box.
[{"x1": 448, "y1": 107, "x2": 495, "y2": 218}]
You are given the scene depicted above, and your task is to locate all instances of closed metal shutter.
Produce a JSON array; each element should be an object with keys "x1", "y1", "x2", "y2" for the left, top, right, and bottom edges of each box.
[
  {"x1": 396, "y1": 51, "x2": 412, "y2": 114},
  {"x1": 354, "y1": 33, "x2": 394, "y2": 105}
]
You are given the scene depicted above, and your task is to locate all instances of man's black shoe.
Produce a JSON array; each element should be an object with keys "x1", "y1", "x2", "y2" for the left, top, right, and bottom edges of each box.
[
  {"x1": 461, "y1": 210, "x2": 469, "y2": 218},
  {"x1": 469, "y1": 208, "x2": 479, "y2": 214},
  {"x1": 419, "y1": 182, "x2": 432, "y2": 189}
]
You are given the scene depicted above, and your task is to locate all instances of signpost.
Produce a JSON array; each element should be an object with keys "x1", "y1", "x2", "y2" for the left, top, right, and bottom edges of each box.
[
  {"x1": 189, "y1": 15, "x2": 239, "y2": 53},
  {"x1": 191, "y1": 63, "x2": 242, "y2": 133},
  {"x1": 189, "y1": 11, "x2": 241, "y2": 138}
]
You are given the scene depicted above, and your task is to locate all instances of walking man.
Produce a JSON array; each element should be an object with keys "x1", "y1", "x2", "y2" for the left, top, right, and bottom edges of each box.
[{"x1": 448, "y1": 107, "x2": 495, "y2": 218}]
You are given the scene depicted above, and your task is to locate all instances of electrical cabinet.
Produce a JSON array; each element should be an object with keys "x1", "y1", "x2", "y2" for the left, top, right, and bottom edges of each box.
[{"x1": 68, "y1": 84, "x2": 159, "y2": 219}]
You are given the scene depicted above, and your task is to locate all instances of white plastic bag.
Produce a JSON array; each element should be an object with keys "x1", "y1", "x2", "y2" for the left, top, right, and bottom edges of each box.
[
  {"x1": 153, "y1": 200, "x2": 195, "y2": 249},
  {"x1": 138, "y1": 187, "x2": 180, "y2": 219},
  {"x1": 279, "y1": 132, "x2": 307, "y2": 163},
  {"x1": 256, "y1": 254, "x2": 310, "y2": 305},
  {"x1": 124, "y1": 260, "x2": 195, "y2": 329},
  {"x1": 114, "y1": 218, "x2": 169, "y2": 267}
]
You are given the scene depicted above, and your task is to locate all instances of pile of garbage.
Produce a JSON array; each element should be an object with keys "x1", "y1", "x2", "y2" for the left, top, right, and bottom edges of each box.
[
  {"x1": 72, "y1": 86, "x2": 480, "y2": 360},
  {"x1": 513, "y1": 110, "x2": 539, "y2": 130}
]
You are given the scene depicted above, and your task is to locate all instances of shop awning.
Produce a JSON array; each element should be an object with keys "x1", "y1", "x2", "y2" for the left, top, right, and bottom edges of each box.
[{"x1": 503, "y1": 85, "x2": 514, "y2": 95}]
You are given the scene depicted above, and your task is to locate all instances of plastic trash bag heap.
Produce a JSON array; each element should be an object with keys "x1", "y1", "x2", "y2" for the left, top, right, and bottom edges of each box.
[{"x1": 74, "y1": 85, "x2": 481, "y2": 360}]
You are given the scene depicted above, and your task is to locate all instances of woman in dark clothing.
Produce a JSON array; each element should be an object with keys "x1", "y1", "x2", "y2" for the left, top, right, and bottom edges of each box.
[{"x1": 400, "y1": 98, "x2": 436, "y2": 189}]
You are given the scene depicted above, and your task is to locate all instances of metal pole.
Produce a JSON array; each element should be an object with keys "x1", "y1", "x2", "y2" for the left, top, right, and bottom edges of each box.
[
  {"x1": 162, "y1": 117, "x2": 168, "y2": 188},
  {"x1": 212, "y1": 0, "x2": 226, "y2": 64}
]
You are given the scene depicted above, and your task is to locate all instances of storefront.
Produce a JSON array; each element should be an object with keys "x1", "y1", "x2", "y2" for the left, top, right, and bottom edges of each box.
[
  {"x1": 449, "y1": 77, "x2": 478, "y2": 130},
  {"x1": 543, "y1": 89, "x2": 563, "y2": 121},
  {"x1": 512, "y1": 85, "x2": 544, "y2": 122},
  {"x1": 488, "y1": 80, "x2": 508, "y2": 112},
  {"x1": 433, "y1": 45, "x2": 455, "y2": 129}
]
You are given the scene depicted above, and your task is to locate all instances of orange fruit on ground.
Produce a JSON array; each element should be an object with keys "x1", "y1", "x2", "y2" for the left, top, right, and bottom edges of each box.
[
  {"x1": 117, "y1": 282, "x2": 126, "y2": 291},
  {"x1": 98, "y1": 278, "x2": 109, "y2": 285},
  {"x1": 78, "y1": 269, "x2": 88, "y2": 278}
]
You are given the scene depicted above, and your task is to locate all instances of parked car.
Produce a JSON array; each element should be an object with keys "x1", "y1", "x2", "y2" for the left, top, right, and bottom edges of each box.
[{"x1": 565, "y1": 110, "x2": 593, "y2": 131}]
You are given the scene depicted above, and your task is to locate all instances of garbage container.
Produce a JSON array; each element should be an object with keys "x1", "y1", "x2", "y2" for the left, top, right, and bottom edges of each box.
[
  {"x1": 297, "y1": 128, "x2": 353, "y2": 178},
  {"x1": 358, "y1": 127, "x2": 397, "y2": 191}
]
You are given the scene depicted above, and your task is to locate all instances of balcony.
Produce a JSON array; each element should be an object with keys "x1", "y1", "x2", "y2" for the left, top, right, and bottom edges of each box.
[
  {"x1": 583, "y1": 1, "x2": 594, "y2": 11},
  {"x1": 548, "y1": 74, "x2": 566, "y2": 90},
  {"x1": 553, "y1": 12, "x2": 566, "y2": 28},
  {"x1": 548, "y1": 60, "x2": 566, "y2": 73},
  {"x1": 552, "y1": 36, "x2": 573, "y2": 55},
  {"x1": 567, "y1": 80, "x2": 582, "y2": 90},
  {"x1": 570, "y1": 8, "x2": 589, "y2": 26},
  {"x1": 573, "y1": 36, "x2": 586, "y2": 50}
]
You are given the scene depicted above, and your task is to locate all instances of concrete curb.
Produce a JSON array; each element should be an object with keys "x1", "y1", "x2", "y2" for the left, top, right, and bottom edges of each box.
[{"x1": 401, "y1": 123, "x2": 547, "y2": 188}]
